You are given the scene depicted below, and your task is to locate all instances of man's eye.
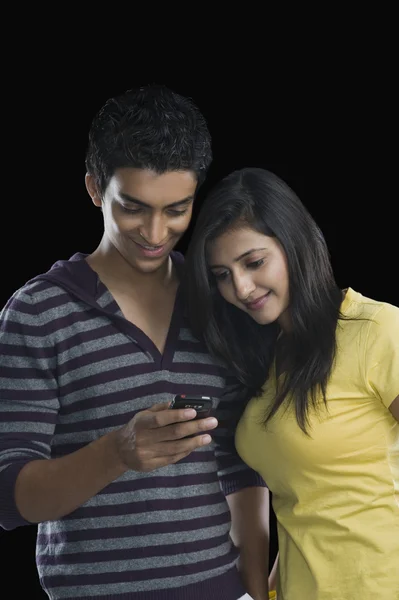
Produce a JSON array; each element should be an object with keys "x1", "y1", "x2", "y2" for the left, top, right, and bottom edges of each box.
[
  {"x1": 167, "y1": 209, "x2": 189, "y2": 217},
  {"x1": 121, "y1": 205, "x2": 142, "y2": 214}
]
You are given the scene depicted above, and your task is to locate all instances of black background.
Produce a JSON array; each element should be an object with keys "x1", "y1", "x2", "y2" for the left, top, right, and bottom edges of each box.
[{"x1": 0, "y1": 50, "x2": 397, "y2": 598}]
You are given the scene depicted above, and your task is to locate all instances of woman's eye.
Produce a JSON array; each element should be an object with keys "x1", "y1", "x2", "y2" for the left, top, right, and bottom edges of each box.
[
  {"x1": 247, "y1": 259, "x2": 264, "y2": 269},
  {"x1": 213, "y1": 271, "x2": 230, "y2": 282}
]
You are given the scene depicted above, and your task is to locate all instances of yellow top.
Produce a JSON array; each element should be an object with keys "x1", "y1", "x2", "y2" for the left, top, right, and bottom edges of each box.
[{"x1": 236, "y1": 288, "x2": 399, "y2": 599}]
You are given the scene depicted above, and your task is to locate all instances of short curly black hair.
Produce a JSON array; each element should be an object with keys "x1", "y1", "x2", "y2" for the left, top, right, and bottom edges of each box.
[{"x1": 85, "y1": 84, "x2": 212, "y2": 196}]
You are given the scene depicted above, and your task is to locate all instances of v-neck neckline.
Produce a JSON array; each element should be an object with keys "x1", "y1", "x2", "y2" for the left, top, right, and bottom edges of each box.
[
  {"x1": 92, "y1": 253, "x2": 185, "y2": 370},
  {"x1": 110, "y1": 287, "x2": 182, "y2": 370}
]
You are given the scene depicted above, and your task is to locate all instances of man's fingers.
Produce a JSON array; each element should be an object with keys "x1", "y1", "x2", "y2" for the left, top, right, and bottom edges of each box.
[
  {"x1": 144, "y1": 404, "x2": 198, "y2": 430},
  {"x1": 147, "y1": 402, "x2": 171, "y2": 413},
  {"x1": 131, "y1": 403, "x2": 218, "y2": 449},
  {"x1": 152, "y1": 435, "x2": 213, "y2": 466},
  {"x1": 162, "y1": 434, "x2": 213, "y2": 456}
]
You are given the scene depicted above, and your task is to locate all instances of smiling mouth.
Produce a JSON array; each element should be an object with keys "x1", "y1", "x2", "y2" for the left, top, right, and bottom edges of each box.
[
  {"x1": 138, "y1": 243, "x2": 163, "y2": 249},
  {"x1": 134, "y1": 240, "x2": 166, "y2": 250},
  {"x1": 133, "y1": 240, "x2": 169, "y2": 258},
  {"x1": 245, "y1": 291, "x2": 271, "y2": 309}
]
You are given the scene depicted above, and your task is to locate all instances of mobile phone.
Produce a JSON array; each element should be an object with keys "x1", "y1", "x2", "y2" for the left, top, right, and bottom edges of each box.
[{"x1": 169, "y1": 394, "x2": 214, "y2": 419}]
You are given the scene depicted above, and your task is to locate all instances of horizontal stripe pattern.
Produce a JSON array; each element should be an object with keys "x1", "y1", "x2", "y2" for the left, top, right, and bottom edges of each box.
[{"x1": 0, "y1": 254, "x2": 257, "y2": 599}]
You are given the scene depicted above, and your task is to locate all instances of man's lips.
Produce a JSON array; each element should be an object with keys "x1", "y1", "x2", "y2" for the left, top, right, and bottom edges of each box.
[
  {"x1": 133, "y1": 240, "x2": 168, "y2": 257},
  {"x1": 134, "y1": 241, "x2": 165, "y2": 250}
]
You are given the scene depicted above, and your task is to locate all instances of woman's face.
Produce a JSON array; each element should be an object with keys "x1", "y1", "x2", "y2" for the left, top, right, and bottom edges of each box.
[{"x1": 207, "y1": 226, "x2": 290, "y2": 330}]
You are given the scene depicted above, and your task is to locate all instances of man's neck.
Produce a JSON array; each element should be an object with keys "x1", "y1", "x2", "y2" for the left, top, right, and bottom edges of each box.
[{"x1": 87, "y1": 240, "x2": 178, "y2": 295}]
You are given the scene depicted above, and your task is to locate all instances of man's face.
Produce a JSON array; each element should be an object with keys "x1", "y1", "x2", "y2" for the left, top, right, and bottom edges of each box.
[{"x1": 88, "y1": 168, "x2": 197, "y2": 274}]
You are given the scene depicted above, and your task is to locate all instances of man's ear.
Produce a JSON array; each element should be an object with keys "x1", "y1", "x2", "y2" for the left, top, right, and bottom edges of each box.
[{"x1": 85, "y1": 173, "x2": 102, "y2": 207}]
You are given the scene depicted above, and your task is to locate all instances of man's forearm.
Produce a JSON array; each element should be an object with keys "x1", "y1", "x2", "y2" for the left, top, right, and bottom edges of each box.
[
  {"x1": 227, "y1": 486, "x2": 270, "y2": 600},
  {"x1": 15, "y1": 429, "x2": 127, "y2": 523}
]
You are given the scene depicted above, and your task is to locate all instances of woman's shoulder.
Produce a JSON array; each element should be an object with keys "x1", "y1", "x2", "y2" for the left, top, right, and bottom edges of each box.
[{"x1": 341, "y1": 287, "x2": 399, "y2": 325}]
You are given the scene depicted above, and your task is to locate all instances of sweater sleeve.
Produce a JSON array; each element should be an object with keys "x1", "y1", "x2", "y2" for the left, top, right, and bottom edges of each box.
[
  {"x1": 213, "y1": 377, "x2": 266, "y2": 496},
  {"x1": 0, "y1": 287, "x2": 60, "y2": 530}
]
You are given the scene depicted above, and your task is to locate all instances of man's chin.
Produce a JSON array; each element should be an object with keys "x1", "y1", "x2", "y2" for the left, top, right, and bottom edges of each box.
[{"x1": 130, "y1": 253, "x2": 172, "y2": 274}]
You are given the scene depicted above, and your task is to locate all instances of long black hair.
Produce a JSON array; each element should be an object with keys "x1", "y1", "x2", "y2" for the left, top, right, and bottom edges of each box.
[{"x1": 183, "y1": 167, "x2": 343, "y2": 432}]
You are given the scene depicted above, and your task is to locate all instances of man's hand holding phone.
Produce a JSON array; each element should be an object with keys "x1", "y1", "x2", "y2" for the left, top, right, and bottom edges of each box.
[
  {"x1": 169, "y1": 395, "x2": 214, "y2": 419},
  {"x1": 114, "y1": 395, "x2": 217, "y2": 473}
]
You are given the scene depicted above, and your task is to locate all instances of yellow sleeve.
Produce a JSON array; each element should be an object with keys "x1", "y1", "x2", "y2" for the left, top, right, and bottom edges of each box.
[{"x1": 363, "y1": 302, "x2": 399, "y2": 408}]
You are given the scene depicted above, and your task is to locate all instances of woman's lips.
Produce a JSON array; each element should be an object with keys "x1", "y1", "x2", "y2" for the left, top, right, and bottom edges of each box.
[{"x1": 245, "y1": 291, "x2": 271, "y2": 310}]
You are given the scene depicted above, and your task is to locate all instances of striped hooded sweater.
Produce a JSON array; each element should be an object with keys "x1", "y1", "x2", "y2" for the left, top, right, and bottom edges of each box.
[{"x1": 0, "y1": 252, "x2": 265, "y2": 600}]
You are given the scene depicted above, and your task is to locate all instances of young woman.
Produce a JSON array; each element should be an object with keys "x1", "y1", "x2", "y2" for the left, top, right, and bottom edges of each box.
[{"x1": 183, "y1": 167, "x2": 399, "y2": 600}]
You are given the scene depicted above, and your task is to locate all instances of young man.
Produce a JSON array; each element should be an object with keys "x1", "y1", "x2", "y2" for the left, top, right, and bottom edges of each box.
[{"x1": 0, "y1": 85, "x2": 269, "y2": 599}]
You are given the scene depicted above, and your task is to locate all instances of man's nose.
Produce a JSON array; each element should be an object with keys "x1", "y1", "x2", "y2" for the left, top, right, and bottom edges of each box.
[{"x1": 139, "y1": 215, "x2": 168, "y2": 246}]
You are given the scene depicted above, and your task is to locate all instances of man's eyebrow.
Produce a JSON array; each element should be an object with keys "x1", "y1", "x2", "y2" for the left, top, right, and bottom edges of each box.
[
  {"x1": 209, "y1": 248, "x2": 268, "y2": 269},
  {"x1": 119, "y1": 193, "x2": 194, "y2": 208}
]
